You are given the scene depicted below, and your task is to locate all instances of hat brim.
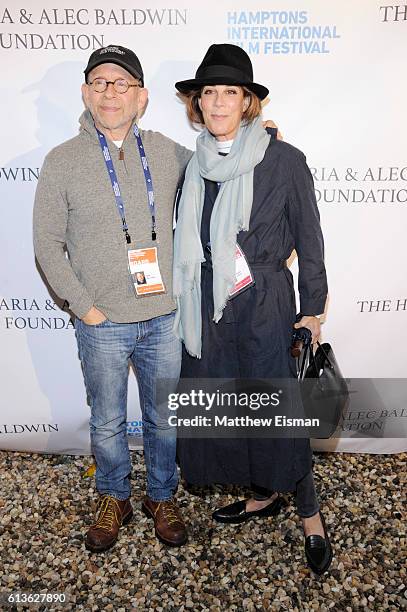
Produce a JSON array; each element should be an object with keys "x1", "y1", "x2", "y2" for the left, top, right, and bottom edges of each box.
[
  {"x1": 85, "y1": 59, "x2": 143, "y2": 85},
  {"x1": 175, "y1": 77, "x2": 269, "y2": 101}
]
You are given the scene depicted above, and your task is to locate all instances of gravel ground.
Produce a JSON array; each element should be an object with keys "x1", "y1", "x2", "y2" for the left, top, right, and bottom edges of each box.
[{"x1": 0, "y1": 450, "x2": 405, "y2": 611}]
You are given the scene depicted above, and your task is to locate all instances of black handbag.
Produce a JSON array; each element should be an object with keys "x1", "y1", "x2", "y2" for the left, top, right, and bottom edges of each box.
[{"x1": 294, "y1": 331, "x2": 349, "y2": 439}]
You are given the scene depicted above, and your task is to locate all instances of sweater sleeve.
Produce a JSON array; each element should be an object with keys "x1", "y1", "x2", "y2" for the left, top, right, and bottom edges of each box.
[
  {"x1": 33, "y1": 151, "x2": 94, "y2": 319},
  {"x1": 286, "y1": 151, "x2": 328, "y2": 316},
  {"x1": 174, "y1": 142, "x2": 194, "y2": 174}
]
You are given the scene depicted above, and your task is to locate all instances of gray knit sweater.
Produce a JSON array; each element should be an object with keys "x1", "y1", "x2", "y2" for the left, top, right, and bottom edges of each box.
[{"x1": 33, "y1": 110, "x2": 192, "y2": 322}]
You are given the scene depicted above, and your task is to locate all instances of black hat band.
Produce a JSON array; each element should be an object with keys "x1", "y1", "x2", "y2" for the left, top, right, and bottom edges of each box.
[{"x1": 196, "y1": 65, "x2": 252, "y2": 83}]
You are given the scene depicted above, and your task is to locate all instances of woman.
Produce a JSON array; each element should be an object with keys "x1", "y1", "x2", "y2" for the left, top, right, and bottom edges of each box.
[{"x1": 173, "y1": 44, "x2": 331, "y2": 574}]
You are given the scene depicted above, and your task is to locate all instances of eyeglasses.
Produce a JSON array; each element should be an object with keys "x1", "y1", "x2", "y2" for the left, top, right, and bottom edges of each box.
[{"x1": 88, "y1": 78, "x2": 142, "y2": 94}]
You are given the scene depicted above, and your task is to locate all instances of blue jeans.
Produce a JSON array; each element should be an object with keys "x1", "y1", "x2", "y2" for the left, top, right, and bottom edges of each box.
[{"x1": 75, "y1": 312, "x2": 181, "y2": 501}]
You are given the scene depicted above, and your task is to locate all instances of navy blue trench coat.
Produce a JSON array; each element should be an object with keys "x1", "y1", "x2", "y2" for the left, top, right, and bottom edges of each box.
[{"x1": 177, "y1": 137, "x2": 328, "y2": 493}]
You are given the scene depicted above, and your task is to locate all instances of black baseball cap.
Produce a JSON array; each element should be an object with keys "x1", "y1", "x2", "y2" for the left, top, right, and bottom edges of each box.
[{"x1": 84, "y1": 45, "x2": 144, "y2": 85}]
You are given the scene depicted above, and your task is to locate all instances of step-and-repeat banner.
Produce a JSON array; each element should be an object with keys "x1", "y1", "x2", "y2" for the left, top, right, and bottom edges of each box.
[{"x1": 1, "y1": 1, "x2": 406, "y2": 454}]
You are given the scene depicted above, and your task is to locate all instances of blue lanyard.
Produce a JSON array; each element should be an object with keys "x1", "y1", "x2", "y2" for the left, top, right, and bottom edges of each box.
[
  {"x1": 133, "y1": 124, "x2": 157, "y2": 240},
  {"x1": 96, "y1": 125, "x2": 157, "y2": 244}
]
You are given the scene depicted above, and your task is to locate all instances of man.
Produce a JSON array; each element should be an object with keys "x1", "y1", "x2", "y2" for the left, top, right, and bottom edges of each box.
[{"x1": 33, "y1": 45, "x2": 192, "y2": 552}]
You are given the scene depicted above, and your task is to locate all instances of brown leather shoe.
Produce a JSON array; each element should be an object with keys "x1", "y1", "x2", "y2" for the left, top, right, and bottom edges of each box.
[
  {"x1": 85, "y1": 495, "x2": 133, "y2": 553},
  {"x1": 142, "y1": 496, "x2": 188, "y2": 547}
]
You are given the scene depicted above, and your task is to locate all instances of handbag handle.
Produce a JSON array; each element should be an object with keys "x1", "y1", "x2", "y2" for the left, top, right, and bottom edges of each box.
[
  {"x1": 298, "y1": 339, "x2": 316, "y2": 380},
  {"x1": 297, "y1": 340, "x2": 334, "y2": 379},
  {"x1": 315, "y1": 341, "x2": 334, "y2": 369}
]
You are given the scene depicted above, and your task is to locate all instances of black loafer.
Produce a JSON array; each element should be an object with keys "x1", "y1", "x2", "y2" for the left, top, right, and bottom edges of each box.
[
  {"x1": 212, "y1": 495, "x2": 287, "y2": 524},
  {"x1": 304, "y1": 511, "x2": 333, "y2": 574}
]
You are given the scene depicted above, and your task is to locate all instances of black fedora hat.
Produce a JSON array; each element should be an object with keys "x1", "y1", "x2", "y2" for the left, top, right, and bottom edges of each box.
[{"x1": 175, "y1": 43, "x2": 269, "y2": 100}]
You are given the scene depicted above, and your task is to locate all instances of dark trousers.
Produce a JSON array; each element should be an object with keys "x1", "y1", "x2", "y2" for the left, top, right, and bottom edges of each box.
[{"x1": 252, "y1": 470, "x2": 319, "y2": 518}]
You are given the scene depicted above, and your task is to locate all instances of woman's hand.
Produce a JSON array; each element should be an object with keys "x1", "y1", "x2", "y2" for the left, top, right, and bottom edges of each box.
[
  {"x1": 294, "y1": 315, "x2": 321, "y2": 344},
  {"x1": 262, "y1": 119, "x2": 283, "y2": 140}
]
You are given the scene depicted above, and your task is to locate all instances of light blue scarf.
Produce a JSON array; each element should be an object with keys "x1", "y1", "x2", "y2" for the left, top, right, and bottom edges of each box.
[{"x1": 173, "y1": 116, "x2": 270, "y2": 358}]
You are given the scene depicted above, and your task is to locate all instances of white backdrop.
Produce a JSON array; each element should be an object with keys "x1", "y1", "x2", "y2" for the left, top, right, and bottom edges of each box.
[{"x1": 0, "y1": 0, "x2": 406, "y2": 454}]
